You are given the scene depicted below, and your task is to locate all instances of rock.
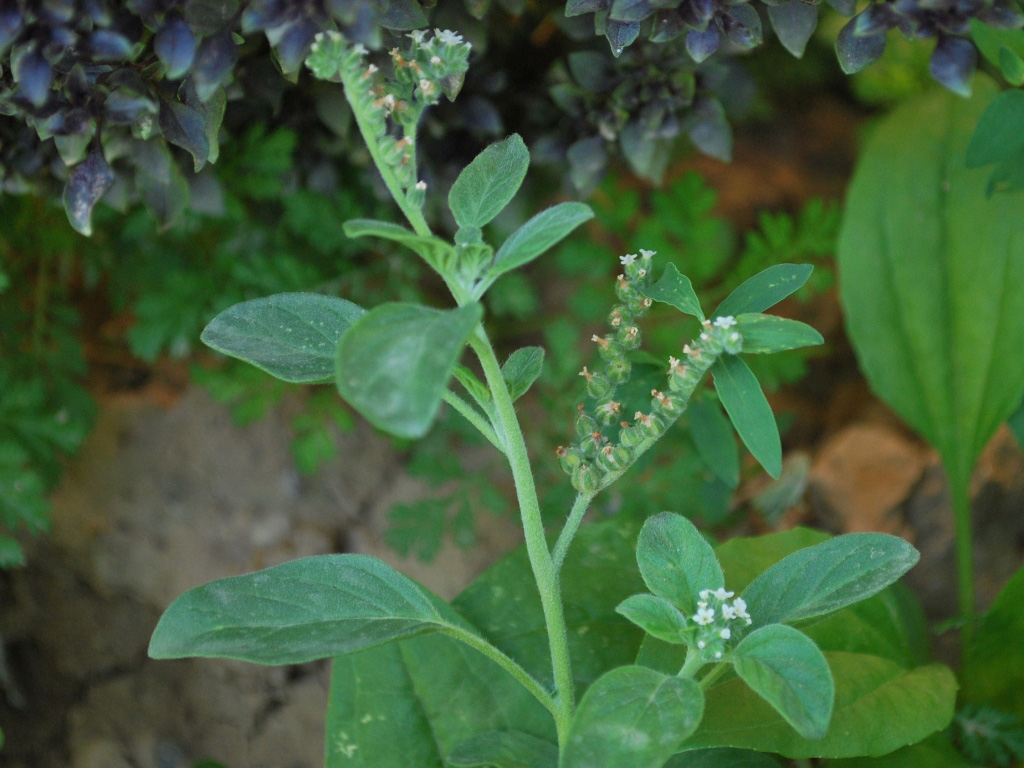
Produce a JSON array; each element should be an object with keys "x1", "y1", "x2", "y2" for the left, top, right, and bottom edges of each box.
[{"x1": 71, "y1": 739, "x2": 132, "y2": 768}]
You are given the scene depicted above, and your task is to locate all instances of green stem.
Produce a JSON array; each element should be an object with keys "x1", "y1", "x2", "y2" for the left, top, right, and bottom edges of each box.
[
  {"x1": 442, "y1": 625, "x2": 559, "y2": 718},
  {"x1": 552, "y1": 492, "x2": 594, "y2": 569},
  {"x1": 677, "y1": 647, "x2": 704, "y2": 679},
  {"x1": 698, "y1": 662, "x2": 728, "y2": 690},
  {"x1": 442, "y1": 390, "x2": 504, "y2": 454},
  {"x1": 470, "y1": 329, "x2": 576, "y2": 745},
  {"x1": 950, "y1": 470, "x2": 974, "y2": 648}
]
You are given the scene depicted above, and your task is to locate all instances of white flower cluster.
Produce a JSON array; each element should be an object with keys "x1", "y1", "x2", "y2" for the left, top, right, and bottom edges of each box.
[{"x1": 690, "y1": 587, "x2": 751, "y2": 661}]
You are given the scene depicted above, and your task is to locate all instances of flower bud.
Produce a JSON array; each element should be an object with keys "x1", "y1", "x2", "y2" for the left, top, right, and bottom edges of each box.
[
  {"x1": 572, "y1": 463, "x2": 601, "y2": 493},
  {"x1": 585, "y1": 371, "x2": 613, "y2": 400},
  {"x1": 617, "y1": 324, "x2": 641, "y2": 350},
  {"x1": 607, "y1": 357, "x2": 631, "y2": 384},
  {"x1": 557, "y1": 445, "x2": 584, "y2": 475},
  {"x1": 575, "y1": 412, "x2": 599, "y2": 437},
  {"x1": 619, "y1": 422, "x2": 645, "y2": 450}
]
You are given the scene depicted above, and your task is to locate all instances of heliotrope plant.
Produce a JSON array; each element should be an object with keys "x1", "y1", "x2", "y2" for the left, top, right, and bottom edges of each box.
[{"x1": 146, "y1": 28, "x2": 957, "y2": 767}]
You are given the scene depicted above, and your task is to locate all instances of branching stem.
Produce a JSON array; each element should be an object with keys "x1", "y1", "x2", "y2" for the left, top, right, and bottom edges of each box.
[{"x1": 442, "y1": 390, "x2": 505, "y2": 453}]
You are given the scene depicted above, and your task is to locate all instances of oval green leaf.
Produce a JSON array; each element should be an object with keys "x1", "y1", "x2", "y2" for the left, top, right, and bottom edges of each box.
[
  {"x1": 502, "y1": 346, "x2": 546, "y2": 401},
  {"x1": 449, "y1": 134, "x2": 530, "y2": 229},
  {"x1": 488, "y1": 202, "x2": 594, "y2": 286},
  {"x1": 740, "y1": 533, "x2": 920, "y2": 629},
  {"x1": 711, "y1": 355, "x2": 782, "y2": 479},
  {"x1": 735, "y1": 314, "x2": 824, "y2": 355},
  {"x1": 641, "y1": 263, "x2": 705, "y2": 320},
  {"x1": 616, "y1": 593, "x2": 690, "y2": 644},
  {"x1": 200, "y1": 293, "x2": 365, "y2": 383},
  {"x1": 562, "y1": 666, "x2": 704, "y2": 768},
  {"x1": 732, "y1": 624, "x2": 834, "y2": 740},
  {"x1": 637, "y1": 512, "x2": 724, "y2": 615},
  {"x1": 837, "y1": 82, "x2": 1024, "y2": 487},
  {"x1": 148, "y1": 554, "x2": 447, "y2": 664},
  {"x1": 713, "y1": 264, "x2": 813, "y2": 318},
  {"x1": 335, "y1": 302, "x2": 483, "y2": 439},
  {"x1": 449, "y1": 731, "x2": 558, "y2": 768}
]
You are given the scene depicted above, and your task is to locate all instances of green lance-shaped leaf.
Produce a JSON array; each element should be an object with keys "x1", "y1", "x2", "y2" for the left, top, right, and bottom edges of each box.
[
  {"x1": 837, "y1": 81, "x2": 1024, "y2": 489},
  {"x1": 734, "y1": 314, "x2": 824, "y2": 355},
  {"x1": 962, "y1": 564, "x2": 1024, "y2": 718},
  {"x1": 486, "y1": 202, "x2": 594, "y2": 286},
  {"x1": 713, "y1": 264, "x2": 813, "y2": 318},
  {"x1": 335, "y1": 302, "x2": 483, "y2": 439},
  {"x1": 449, "y1": 731, "x2": 558, "y2": 768},
  {"x1": 148, "y1": 554, "x2": 450, "y2": 664},
  {"x1": 688, "y1": 396, "x2": 740, "y2": 488},
  {"x1": 732, "y1": 624, "x2": 835, "y2": 740},
  {"x1": 637, "y1": 512, "x2": 724, "y2": 615},
  {"x1": 562, "y1": 666, "x2": 704, "y2": 768},
  {"x1": 682, "y1": 652, "x2": 956, "y2": 758},
  {"x1": 712, "y1": 355, "x2": 782, "y2": 479},
  {"x1": 502, "y1": 346, "x2": 545, "y2": 401},
  {"x1": 449, "y1": 134, "x2": 530, "y2": 229},
  {"x1": 201, "y1": 293, "x2": 365, "y2": 383},
  {"x1": 344, "y1": 218, "x2": 457, "y2": 274},
  {"x1": 641, "y1": 263, "x2": 705, "y2": 320},
  {"x1": 616, "y1": 593, "x2": 690, "y2": 644},
  {"x1": 741, "y1": 533, "x2": 920, "y2": 629}
]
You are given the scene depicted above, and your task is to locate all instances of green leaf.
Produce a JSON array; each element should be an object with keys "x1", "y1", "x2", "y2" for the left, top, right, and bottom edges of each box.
[
  {"x1": 970, "y1": 21, "x2": 1024, "y2": 85},
  {"x1": 148, "y1": 554, "x2": 451, "y2": 664},
  {"x1": 741, "y1": 533, "x2": 920, "y2": 629},
  {"x1": 711, "y1": 355, "x2": 782, "y2": 479},
  {"x1": 487, "y1": 203, "x2": 594, "y2": 285},
  {"x1": 449, "y1": 731, "x2": 558, "y2": 767},
  {"x1": 681, "y1": 652, "x2": 956, "y2": 758},
  {"x1": 735, "y1": 314, "x2": 824, "y2": 355},
  {"x1": 829, "y1": 733, "x2": 973, "y2": 767},
  {"x1": 837, "y1": 82, "x2": 1024, "y2": 489},
  {"x1": 637, "y1": 512, "x2": 723, "y2": 615},
  {"x1": 562, "y1": 666, "x2": 704, "y2": 768},
  {"x1": 449, "y1": 135, "x2": 530, "y2": 229},
  {"x1": 664, "y1": 748, "x2": 781, "y2": 767},
  {"x1": 344, "y1": 218, "x2": 457, "y2": 274},
  {"x1": 502, "y1": 346, "x2": 545, "y2": 401},
  {"x1": 716, "y1": 528, "x2": 829, "y2": 593},
  {"x1": 713, "y1": 264, "x2": 813, "y2": 318},
  {"x1": 732, "y1": 624, "x2": 835, "y2": 740},
  {"x1": 335, "y1": 302, "x2": 483, "y2": 439},
  {"x1": 962, "y1": 564, "x2": 1024, "y2": 719},
  {"x1": 616, "y1": 593, "x2": 690, "y2": 644},
  {"x1": 688, "y1": 397, "x2": 740, "y2": 488},
  {"x1": 965, "y1": 90, "x2": 1024, "y2": 169},
  {"x1": 201, "y1": 293, "x2": 365, "y2": 383},
  {"x1": 641, "y1": 263, "x2": 705, "y2": 320}
]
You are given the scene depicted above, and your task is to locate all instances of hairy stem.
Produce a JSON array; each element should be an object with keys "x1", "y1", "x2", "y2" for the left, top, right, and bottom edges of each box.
[
  {"x1": 552, "y1": 491, "x2": 594, "y2": 569},
  {"x1": 442, "y1": 390, "x2": 505, "y2": 453},
  {"x1": 470, "y1": 329, "x2": 576, "y2": 745}
]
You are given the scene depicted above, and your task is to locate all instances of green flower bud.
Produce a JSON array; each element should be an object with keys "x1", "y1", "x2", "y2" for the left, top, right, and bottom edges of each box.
[
  {"x1": 597, "y1": 444, "x2": 632, "y2": 473},
  {"x1": 619, "y1": 422, "x2": 645, "y2": 449},
  {"x1": 557, "y1": 445, "x2": 584, "y2": 475},
  {"x1": 617, "y1": 324, "x2": 641, "y2": 350},
  {"x1": 607, "y1": 357, "x2": 631, "y2": 384},
  {"x1": 586, "y1": 371, "x2": 613, "y2": 400},
  {"x1": 572, "y1": 463, "x2": 601, "y2": 494},
  {"x1": 576, "y1": 411, "x2": 599, "y2": 437}
]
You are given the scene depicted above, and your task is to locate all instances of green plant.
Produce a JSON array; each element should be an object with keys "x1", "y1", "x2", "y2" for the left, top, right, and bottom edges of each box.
[{"x1": 145, "y1": 30, "x2": 956, "y2": 766}]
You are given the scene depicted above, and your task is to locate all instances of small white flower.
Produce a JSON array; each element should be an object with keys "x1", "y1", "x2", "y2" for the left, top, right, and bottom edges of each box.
[
  {"x1": 415, "y1": 180, "x2": 427, "y2": 191},
  {"x1": 700, "y1": 332, "x2": 710, "y2": 341},
  {"x1": 719, "y1": 628, "x2": 731, "y2": 640},
  {"x1": 730, "y1": 332, "x2": 741, "y2": 343},
  {"x1": 639, "y1": 248, "x2": 656, "y2": 259},
  {"x1": 712, "y1": 588, "x2": 734, "y2": 601},
  {"x1": 683, "y1": 344, "x2": 700, "y2": 358},
  {"x1": 382, "y1": 93, "x2": 396, "y2": 109},
  {"x1": 419, "y1": 78, "x2": 435, "y2": 94},
  {"x1": 669, "y1": 356, "x2": 681, "y2": 371},
  {"x1": 694, "y1": 606, "x2": 715, "y2": 625},
  {"x1": 714, "y1": 651, "x2": 723, "y2": 659},
  {"x1": 721, "y1": 604, "x2": 737, "y2": 620},
  {"x1": 732, "y1": 597, "x2": 751, "y2": 622},
  {"x1": 352, "y1": 43, "x2": 367, "y2": 55},
  {"x1": 697, "y1": 640, "x2": 706, "y2": 649},
  {"x1": 620, "y1": 253, "x2": 637, "y2": 266},
  {"x1": 713, "y1": 315, "x2": 737, "y2": 329},
  {"x1": 408, "y1": 29, "x2": 427, "y2": 43},
  {"x1": 430, "y1": 55, "x2": 442, "y2": 65},
  {"x1": 596, "y1": 401, "x2": 621, "y2": 417},
  {"x1": 435, "y1": 28, "x2": 464, "y2": 45}
]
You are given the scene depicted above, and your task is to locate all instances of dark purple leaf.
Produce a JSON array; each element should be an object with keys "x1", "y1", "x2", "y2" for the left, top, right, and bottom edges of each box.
[
  {"x1": 610, "y1": 0, "x2": 655, "y2": 22},
  {"x1": 723, "y1": 4, "x2": 763, "y2": 48},
  {"x1": 827, "y1": 0, "x2": 855, "y2": 15},
  {"x1": 192, "y1": 28, "x2": 237, "y2": 101},
  {"x1": 605, "y1": 18, "x2": 641, "y2": 55},
  {"x1": 181, "y1": 76, "x2": 227, "y2": 164},
  {"x1": 241, "y1": 0, "x2": 291, "y2": 31},
  {"x1": 274, "y1": 18, "x2": 317, "y2": 74},
  {"x1": 768, "y1": 0, "x2": 819, "y2": 57},
  {"x1": 568, "y1": 51, "x2": 618, "y2": 91},
  {"x1": 0, "y1": 7, "x2": 23, "y2": 53},
  {"x1": 977, "y1": 0, "x2": 1024, "y2": 28},
  {"x1": 566, "y1": 0, "x2": 611, "y2": 15},
  {"x1": 184, "y1": 0, "x2": 240, "y2": 36},
  {"x1": 835, "y1": 14, "x2": 887, "y2": 72},
  {"x1": 89, "y1": 30, "x2": 134, "y2": 60},
  {"x1": 680, "y1": 0, "x2": 716, "y2": 27},
  {"x1": 852, "y1": 2, "x2": 893, "y2": 36},
  {"x1": 63, "y1": 148, "x2": 115, "y2": 236},
  {"x1": 567, "y1": 135, "x2": 608, "y2": 192},
  {"x1": 378, "y1": 0, "x2": 428, "y2": 29},
  {"x1": 686, "y1": 25, "x2": 721, "y2": 62},
  {"x1": 651, "y1": 9, "x2": 685, "y2": 41},
  {"x1": 929, "y1": 35, "x2": 976, "y2": 96},
  {"x1": 159, "y1": 98, "x2": 210, "y2": 170},
  {"x1": 138, "y1": 159, "x2": 190, "y2": 227},
  {"x1": 155, "y1": 17, "x2": 197, "y2": 78},
  {"x1": 105, "y1": 89, "x2": 158, "y2": 124},
  {"x1": 16, "y1": 49, "x2": 53, "y2": 107},
  {"x1": 687, "y1": 98, "x2": 731, "y2": 161}
]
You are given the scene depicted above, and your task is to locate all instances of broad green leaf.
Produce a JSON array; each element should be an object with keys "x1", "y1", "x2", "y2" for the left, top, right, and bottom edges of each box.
[
  {"x1": 970, "y1": 21, "x2": 1024, "y2": 85},
  {"x1": 688, "y1": 397, "x2": 740, "y2": 488},
  {"x1": 962, "y1": 564, "x2": 1024, "y2": 718},
  {"x1": 713, "y1": 264, "x2": 813, "y2": 318},
  {"x1": 449, "y1": 731, "x2": 558, "y2": 767},
  {"x1": 829, "y1": 733, "x2": 973, "y2": 767},
  {"x1": 616, "y1": 593, "x2": 690, "y2": 644},
  {"x1": 711, "y1": 355, "x2": 782, "y2": 479},
  {"x1": 562, "y1": 666, "x2": 704, "y2": 768},
  {"x1": 837, "y1": 82, "x2": 1024, "y2": 488},
  {"x1": 681, "y1": 652, "x2": 957, "y2": 758},
  {"x1": 741, "y1": 533, "x2": 919, "y2": 629},
  {"x1": 637, "y1": 512, "x2": 723, "y2": 615},
  {"x1": 734, "y1": 314, "x2": 824, "y2": 355},
  {"x1": 716, "y1": 528, "x2": 828, "y2": 594},
  {"x1": 1009, "y1": 397, "x2": 1024, "y2": 450},
  {"x1": 449, "y1": 135, "x2": 530, "y2": 229},
  {"x1": 487, "y1": 203, "x2": 594, "y2": 285},
  {"x1": 335, "y1": 302, "x2": 483, "y2": 438},
  {"x1": 344, "y1": 218, "x2": 456, "y2": 274},
  {"x1": 664, "y1": 748, "x2": 780, "y2": 767},
  {"x1": 502, "y1": 346, "x2": 545, "y2": 401},
  {"x1": 148, "y1": 554, "x2": 449, "y2": 663},
  {"x1": 964, "y1": 90, "x2": 1024, "y2": 169},
  {"x1": 732, "y1": 624, "x2": 834, "y2": 740},
  {"x1": 324, "y1": 518, "x2": 642, "y2": 766},
  {"x1": 201, "y1": 293, "x2": 365, "y2": 383},
  {"x1": 642, "y1": 263, "x2": 705, "y2": 320}
]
